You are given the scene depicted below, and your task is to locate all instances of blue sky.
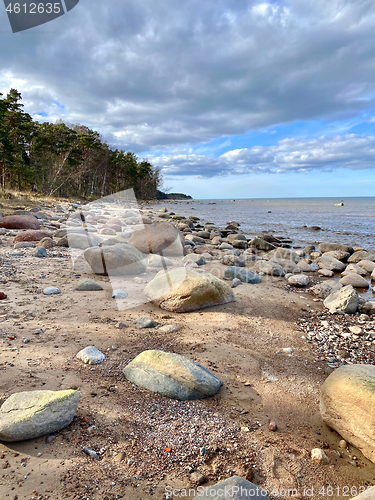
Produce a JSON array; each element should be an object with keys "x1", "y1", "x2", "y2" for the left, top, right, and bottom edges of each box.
[{"x1": 1, "y1": 0, "x2": 375, "y2": 198}]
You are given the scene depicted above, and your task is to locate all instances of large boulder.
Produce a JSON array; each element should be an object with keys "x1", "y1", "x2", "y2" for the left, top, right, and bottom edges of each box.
[
  {"x1": 339, "y1": 273, "x2": 369, "y2": 288},
  {"x1": 0, "y1": 215, "x2": 40, "y2": 230},
  {"x1": 84, "y1": 244, "x2": 147, "y2": 276},
  {"x1": 123, "y1": 350, "x2": 222, "y2": 400},
  {"x1": 223, "y1": 266, "x2": 261, "y2": 283},
  {"x1": 323, "y1": 285, "x2": 360, "y2": 313},
  {"x1": 348, "y1": 251, "x2": 375, "y2": 264},
  {"x1": 318, "y1": 242, "x2": 350, "y2": 253},
  {"x1": 144, "y1": 268, "x2": 235, "y2": 312},
  {"x1": 0, "y1": 390, "x2": 80, "y2": 442},
  {"x1": 253, "y1": 260, "x2": 285, "y2": 276},
  {"x1": 13, "y1": 230, "x2": 52, "y2": 243},
  {"x1": 198, "y1": 476, "x2": 269, "y2": 499},
  {"x1": 316, "y1": 255, "x2": 346, "y2": 272},
  {"x1": 320, "y1": 365, "x2": 375, "y2": 463},
  {"x1": 129, "y1": 221, "x2": 184, "y2": 256}
]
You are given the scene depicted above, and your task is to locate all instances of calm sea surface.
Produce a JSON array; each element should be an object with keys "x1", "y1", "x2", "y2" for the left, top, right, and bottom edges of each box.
[{"x1": 153, "y1": 197, "x2": 375, "y2": 253}]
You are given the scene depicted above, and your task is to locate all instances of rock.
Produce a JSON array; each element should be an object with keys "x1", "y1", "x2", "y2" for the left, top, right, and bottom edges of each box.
[
  {"x1": 129, "y1": 221, "x2": 184, "y2": 256},
  {"x1": 249, "y1": 237, "x2": 275, "y2": 251},
  {"x1": 348, "y1": 250, "x2": 375, "y2": 263},
  {"x1": 197, "y1": 230, "x2": 210, "y2": 239},
  {"x1": 159, "y1": 324, "x2": 180, "y2": 333},
  {"x1": 318, "y1": 268, "x2": 334, "y2": 277},
  {"x1": 33, "y1": 247, "x2": 47, "y2": 258},
  {"x1": 67, "y1": 233, "x2": 100, "y2": 249},
  {"x1": 0, "y1": 292, "x2": 7, "y2": 300},
  {"x1": 38, "y1": 237, "x2": 54, "y2": 249},
  {"x1": 338, "y1": 439, "x2": 348, "y2": 449},
  {"x1": 123, "y1": 350, "x2": 222, "y2": 400},
  {"x1": 190, "y1": 472, "x2": 208, "y2": 485},
  {"x1": 373, "y1": 268, "x2": 375, "y2": 280},
  {"x1": 323, "y1": 250, "x2": 350, "y2": 261},
  {"x1": 76, "y1": 346, "x2": 105, "y2": 364},
  {"x1": 297, "y1": 260, "x2": 314, "y2": 272},
  {"x1": 311, "y1": 280, "x2": 342, "y2": 299},
  {"x1": 311, "y1": 448, "x2": 329, "y2": 465},
  {"x1": 223, "y1": 266, "x2": 261, "y2": 284},
  {"x1": 349, "y1": 326, "x2": 362, "y2": 335},
  {"x1": 84, "y1": 244, "x2": 147, "y2": 276},
  {"x1": 221, "y1": 255, "x2": 245, "y2": 267},
  {"x1": 134, "y1": 317, "x2": 155, "y2": 328},
  {"x1": 288, "y1": 274, "x2": 310, "y2": 287},
  {"x1": 362, "y1": 301, "x2": 375, "y2": 315},
  {"x1": 198, "y1": 476, "x2": 269, "y2": 499},
  {"x1": 318, "y1": 242, "x2": 350, "y2": 253},
  {"x1": 317, "y1": 255, "x2": 346, "y2": 272},
  {"x1": 219, "y1": 242, "x2": 233, "y2": 250},
  {"x1": 0, "y1": 390, "x2": 80, "y2": 442},
  {"x1": 13, "y1": 230, "x2": 52, "y2": 243},
  {"x1": 0, "y1": 215, "x2": 40, "y2": 230},
  {"x1": 112, "y1": 288, "x2": 128, "y2": 299},
  {"x1": 320, "y1": 364, "x2": 375, "y2": 463},
  {"x1": 270, "y1": 258, "x2": 301, "y2": 274},
  {"x1": 342, "y1": 263, "x2": 368, "y2": 276},
  {"x1": 253, "y1": 260, "x2": 285, "y2": 277},
  {"x1": 358, "y1": 260, "x2": 375, "y2": 274},
  {"x1": 272, "y1": 247, "x2": 300, "y2": 263},
  {"x1": 14, "y1": 242, "x2": 34, "y2": 249},
  {"x1": 231, "y1": 239, "x2": 248, "y2": 249},
  {"x1": 43, "y1": 287, "x2": 61, "y2": 295},
  {"x1": 231, "y1": 278, "x2": 242, "y2": 288},
  {"x1": 323, "y1": 285, "x2": 360, "y2": 313},
  {"x1": 182, "y1": 254, "x2": 206, "y2": 266},
  {"x1": 339, "y1": 273, "x2": 369, "y2": 288},
  {"x1": 148, "y1": 254, "x2": 173, "y2": 267},
  {"x1": 269, "y1": 422, "x2": 277, "y2": 431},
  {"x1": 227, "y1": 233, "x2": 247, "y2": 243},
  {"x1": 75, "y1": 279, "x2": 103, "y2": 291},
  {"x1": 144, "y1": 268, "x2": 235, "y2": 312}
]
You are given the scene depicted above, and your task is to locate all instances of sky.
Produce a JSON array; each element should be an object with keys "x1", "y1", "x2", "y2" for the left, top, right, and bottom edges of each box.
[{"x1": 1, "y1": 0, "x2": 375, "y2": 198}]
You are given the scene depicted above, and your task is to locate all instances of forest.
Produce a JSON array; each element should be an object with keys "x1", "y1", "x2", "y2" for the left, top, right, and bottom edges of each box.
[{"x1": 0, "y1": 89, "x2": 163, "y2": 200}]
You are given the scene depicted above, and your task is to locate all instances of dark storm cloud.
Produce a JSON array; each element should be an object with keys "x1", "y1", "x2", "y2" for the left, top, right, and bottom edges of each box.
[{"x1": 2, "y1": 0, "x2": 375, "y2": 157}]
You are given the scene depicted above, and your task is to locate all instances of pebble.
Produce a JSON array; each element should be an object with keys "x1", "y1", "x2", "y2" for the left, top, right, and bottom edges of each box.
[
  {"x1": 112, "y1": 288, "x2": 128, "y2": 299},
  {"x1": 349, "y1": 326, "x2": 363, "y2": 335},
  {"x1": 43, "y1": 286, "x2": 61, "y2": 295},
  {"x1": 82, "y1": 448, "x2": 101, "y2": 460},
  {"x1": 269, "y1": 422, "x2": 277, "y2": 431},
  {"x1": 33, "y1": 247, "x2": 47, "y2": 258},
  {"x1": 277, "y1": 347, "x2": 293, "y2": 355},
  {"x1": 339, "y1": 439, "x2": 348, "y2": 449},
  {"x1": 311, "y1": 448, "x2": 329, "y2": 465},
  {"x1": 76, "y1": 346, "x2": 105, "y2": 365}
]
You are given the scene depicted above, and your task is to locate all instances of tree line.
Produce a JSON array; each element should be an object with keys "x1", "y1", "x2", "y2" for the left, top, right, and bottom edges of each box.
[{"x1": 0, "y1": 89, "x2": 163, "y2": 199}]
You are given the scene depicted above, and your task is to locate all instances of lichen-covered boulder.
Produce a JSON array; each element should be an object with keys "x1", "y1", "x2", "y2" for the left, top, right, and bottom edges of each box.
[
  {"x1": 123, "y1": 350, "x2": 222, "y2": 400},
  {"x1": 320, "y1": 365, "x2": 375, "y2": 463},
  {"x1": 84, "y1": 244, "x2": 147, "y2": 276},
  {"x1": 0, "y1": 390, "x2": 80, "y2": 442},
  {"x1": 144, "y1": 268, "x2": 235, "y2": 312}
]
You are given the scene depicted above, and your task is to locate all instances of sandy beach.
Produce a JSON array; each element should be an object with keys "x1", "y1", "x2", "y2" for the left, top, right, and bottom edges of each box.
[{"x1": 0, "y1": 197, "x2": 375, "y2": 500}]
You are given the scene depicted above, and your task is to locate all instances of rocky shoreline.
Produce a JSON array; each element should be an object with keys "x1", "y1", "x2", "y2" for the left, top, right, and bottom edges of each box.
[{"x1": 0, "y1": 198, "x2": 374, "y2": 500}]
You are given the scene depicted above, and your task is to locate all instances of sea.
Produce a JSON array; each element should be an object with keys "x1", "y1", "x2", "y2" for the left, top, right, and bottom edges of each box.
[{"x1": 154, "y1": 197, "x2": 375, "y2": 254}]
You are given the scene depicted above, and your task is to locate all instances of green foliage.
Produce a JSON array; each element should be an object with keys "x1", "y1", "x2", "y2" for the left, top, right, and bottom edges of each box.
[{"x1": 0, "y1": 89, "x2": 163, "y2": 199}]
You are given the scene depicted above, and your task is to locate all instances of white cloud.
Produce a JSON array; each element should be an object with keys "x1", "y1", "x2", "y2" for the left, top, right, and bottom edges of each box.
[{"x1": 150, "y1": 134, "x2": 375, "y2": 177}]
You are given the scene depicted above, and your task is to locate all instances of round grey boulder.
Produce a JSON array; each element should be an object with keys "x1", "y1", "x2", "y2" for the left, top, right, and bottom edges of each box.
[{"x1": 75, "y1": 279, "x2": 103, "y2": 291}]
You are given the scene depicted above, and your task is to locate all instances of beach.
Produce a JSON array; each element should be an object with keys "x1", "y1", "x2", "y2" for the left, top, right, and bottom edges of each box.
[{"x1": 0, "y1": 196, "x2": 375, "y2": 500}]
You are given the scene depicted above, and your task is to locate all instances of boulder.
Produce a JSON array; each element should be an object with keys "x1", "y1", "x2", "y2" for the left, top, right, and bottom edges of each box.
[
  {"x1": 221, "y1": 255, "x2": 245, "y2": 267},
  {"x1": 231, "y1": 239, "x2": 248, "y2": 249},
  {"x1": 288, "y1": 274, "x2": 310, "y2": 287},
  {"x1": 323, "y1": 285, "x2": 360, "y2": 313},
  {"x1": 0, "y1": 215, "x2": 40, "y2": 230},
  {"x1": 112, "y1": 288, "x2": 128, "y2": 299},
  {"x1": 342, "y1": 263, "x2": 368, "y2": 276},
  {"x1": 358, "y1": 260, "x2": 375, "y2": 274},
  {"x1": 129, "y1": 221, "x2": 184, "y2": 256},
  {"x1": 182, "y1": 254, "x2": 206, "y2": 266},
  {"x1": 76, "y1": 346, "x2": 105, "y2": 364},
  {"x1": 249, "y1": 237, "x2": 276, "y2": 251},
  {"x1": 362, "y1": 301, "x2": 375, "y2": 315},
  {"x1": 198, "y1": 476, "x2": 269, "y2": 499},
  {"x1": 271, "y1": 258, "x2": 301, "y2": 274},
  {"x1": 0, "y1": 390, "x2": 80, "y2": 442},
  {"x1": 43, "y1": 286, "x2": 60, "y2": 295},
  {"x1": 320, "y1": 365, "x2": 375, "y2": 463},
  {"x1": 323, "y1": 250, "x2": 350, "y2": 261},
  {"x1": 37, "y1": 237, "x2": 54, "y2": 249},
  {"x1": 311, "y1": 280, "x2": 342, "y2": 299},
  {"x1": 144, "y1": 268, "x2": 235, "y2": 312},
  {"x1": 13, "y1": 230, "x2": 52, "y2": 243},
  {"x1": 272, "y1": 247, "x2": 300, "y2": 263},
  {"x1": 339, "y1": 273, "x2": 369, "y2": 288},
  {"x1": 75, "y1": 279, "x2": 103, "y2": 291},
  {"x1": 227, "y1": 233, "x2": 247, "y2": 243},
  {"x1": 297, "y1": 260, "x2": 314, "y2": 273},
  {"x1": 318, "y1": 268, "x2": 334, "y2": 277},
  {"x1": 84, "y1": 244, "x2": 147, "y2": 276},
  {"x1": 316, "y1": 255, "x2": 346, "y2": 272},
  {"x1": 33, "y1": 247, "x2": 47, "y2": 258},
  {"x1": 123, "y1": 350, "x2": 222, "y2": 400},
  {"x1": 223, "y1": 266, "x2": 261, "y2": 284},
  {"x1": 348, "y1": 251, "x2": 375, "y2": 264},
  {"x1": 253, "y1": 260, "x2": 285, "y2": 277},
  {"x1": 318, "y1": 242, "x2": 350, "y2": 253},
  {"x1": 67, "y1": 233, "x2": 100, "y2": 249}
]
